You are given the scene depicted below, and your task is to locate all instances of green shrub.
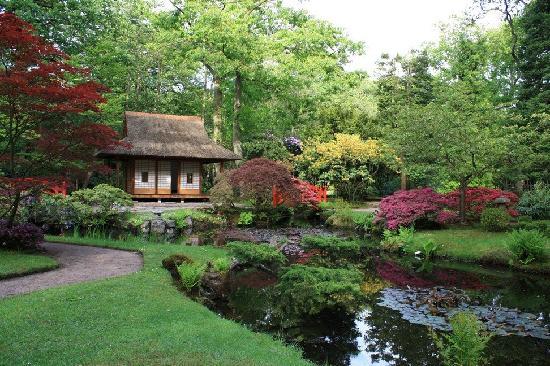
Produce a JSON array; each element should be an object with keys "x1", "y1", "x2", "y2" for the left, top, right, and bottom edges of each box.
[
  {"x1": 432, "y1": 312, "x2": 492, "y2": 366},
  {"x1": 127, "y1": 212, "x2": 155, "y2": 228},
  {"x1": 237, "y1": 211, "x2": 254, "y2": 226},
  {"x1": 276, "y1": 265, "x2": 365, "y2": 318},
  {"x1": 351, "y1": 211, "x2": 376, "y2": 233},
  {"x1": 301, "y1": 235, "x2": 361, "y2": 263},
  {"x1": 517, "y1": 219, "x2": 550, "y2": 237},
  {"x1": 517, "y1": 183, "x2": 550, "y2": 219},
  {"x1": 319, "y1": 199, "x2": 353, "y2": 212},
  {"x1": 178, "y1": 262, "x2": 207, "y2": 291},
  {"x1": 325, "y1": 207, "x2": 374, "y2": 232},
  {"x1": 209, "y1": 172, "x2": 237, "y2": 211},
  {"x1": 325, "y1": 207, "x2": 355, "y2": 228},
  {"x1": 27, "y1": 185, "x2": 133, "y2": 232},
  {"x1": 507, "y1": 229, "x2": 547, "y2": 265},
  {"x1": 480, "y1": 208, "x2": 510, "y2": 232},
  {"x1": 422, "y1": 239, "x2": 440, "y2": 259},
  {"x1": 69, "y1": 184, "x2": 133, "y2": 230},
  {"x1": 212, "y1": 257, "x2": 232, "y2": 273},
  {"x1": 380, "y1": 227, "x2": 415, "y2": 253},
  {"x1": 227, "y1": 242, "x2": 286, "y2": 268},
  {"x1": 25, "y1": 194, "x2": 73, "y2": 229},
  {"x1": 162, "y1": 209, "x2": 225, "y2": 230}
]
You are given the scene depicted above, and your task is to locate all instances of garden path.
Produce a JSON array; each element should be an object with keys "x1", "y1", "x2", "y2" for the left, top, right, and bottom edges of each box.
[{"x1": 0, "y1": 242, "x2": 142, "y2": 299}]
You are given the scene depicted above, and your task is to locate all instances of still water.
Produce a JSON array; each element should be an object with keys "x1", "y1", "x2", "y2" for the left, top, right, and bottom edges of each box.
[{"x1": 208, "y1": 258, "x2": 550, "y2": 366}]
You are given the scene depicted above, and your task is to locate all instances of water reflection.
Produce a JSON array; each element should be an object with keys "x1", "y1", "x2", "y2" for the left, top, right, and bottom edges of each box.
[{"x1": 208, "y1": 259, "x2": 550, "y2": 366}]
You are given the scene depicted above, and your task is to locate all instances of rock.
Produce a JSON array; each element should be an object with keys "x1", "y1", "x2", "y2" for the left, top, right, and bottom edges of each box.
[
  {"x1": 150, "y1": 218, "x2": 166, "y2": 235},
  {"x1": 378, "y1": 286, "x2": 550, "y2": 340},
  {"x1": 165, "y1": 227, "x2": 177, "y2": 241},
  {"x1": 200, "y1": 269, "x2": 228, "y2": 301},
  {"x1": 494, "y1": 196, "x2": 511, "y2": 204},
  {"x1": 185, "y1": 216, "x2": 193, "y2": 228},
  {"x1": 165, "y1": 220, "x2": 176, "y2": 229},
  {"x1": 140, "y1": 220, "x2": 151, "y2": 235}
]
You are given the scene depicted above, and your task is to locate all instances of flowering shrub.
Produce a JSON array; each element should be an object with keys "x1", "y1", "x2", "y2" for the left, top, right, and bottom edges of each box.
[
  {"x1": 0, "y1": 220, "x2": 44, "y2": 250},
  {"x1": 444, "y1": 187, "x2": 518, "y2": 220},
  {"x1": 292, "y1": 178, "x2": 322, "y2": 208},
  {"x1": 294, "y1": 134, "x2": 398, "y2": 201},
  {"x1": 229, "y1": 158, "x2": 300, "y2": 209},
  {"x1": 283, "y1": 136, "x2": 303, "y2": 155},
  {"x1": 375, "y1": 188, "x2": 448, "y2": 229},
  {"x1": 436, "y1": 210, "x2": 460, "y2": 225}
]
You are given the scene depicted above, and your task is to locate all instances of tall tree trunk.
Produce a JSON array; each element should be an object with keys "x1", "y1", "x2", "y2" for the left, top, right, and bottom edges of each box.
[
  {"x1": 459, "y1": 180, "x2": 468, "y2": 223},
  {"x1": 205, "y1": 64, "x2": 223, "y2": 144},
  {"x1": 7, "y1": 191, "x2": 21, "y2": 228},
  {"x1": 399, "y1": 154, "x2": 407, "y2": 190},
  {"x1": 205, "y1": 64, "x2": 223, "y2": 175},
  {"x1": 233, "y1": 71, "x2": 243, "y2": 159},
  {"x1": 400, "y1": 171, "x2": 407, "y2": 190}
]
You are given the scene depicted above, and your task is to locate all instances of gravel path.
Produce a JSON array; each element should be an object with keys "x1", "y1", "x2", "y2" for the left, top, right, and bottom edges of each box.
[{"x1": 0, "y1": 242, "x2": 142, "y2": 299}]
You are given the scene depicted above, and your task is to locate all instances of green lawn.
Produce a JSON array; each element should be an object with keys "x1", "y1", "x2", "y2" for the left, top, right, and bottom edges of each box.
[
  {"x1": 0, "y1": 235, "x2": 312, "y2": 366},
  {"x1": 410, "y1": 227, "x2": 550, "y2": 273},
  {"x1": 0, "y1": 250, "x2": 58, "y2": 279}
]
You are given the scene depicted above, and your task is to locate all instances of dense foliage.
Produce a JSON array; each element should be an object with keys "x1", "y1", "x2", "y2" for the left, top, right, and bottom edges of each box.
[
  {"x1": 376, "y1": 187, "x2": 519, "y2": 229},
  {"x1": 445, "y1": 187, "x2": 518, "y2": 220},
  {"x1": 229, "y1": 158, "x2": 299, "y2": 209},
  {"x1": 507, "y1": 229, "x2": 547, "y2": 265},
  {"x1": 301, "y1": 236, "x2": 362, "y2": 264},
  {"x1": 161, "y1": 209, "x2": 225, "y2": 230},
  {"x1": 227, "y1": 242, "x2": 286, "y2": 269},
  {"x1": 517, "y1": 183, "x2": 550, "y2": 219},
  {"x1": 178, "y1": 262, "x2": 207, "y2": 292},
  {"x1": 276, "y1": 265, "x2": 364, "y2": 318},
  {"x1": 26, "y1": 185, "x2": 132, "y2": 232},
  {"x1": 375, "y1": 188, "x2": 449, "y2": 229},
  {"x1": 0, "y1": 220, "x2": 43, "y2": 250},
  {"x1": 295, "y1": 134, "x2": 397, "y2": 201},
  {"x1": 432, "y1": 312, "x2": 492, "y2": 366},
  {"x1": 480, "y1": 208, "x2": 511, "y2": 232}
]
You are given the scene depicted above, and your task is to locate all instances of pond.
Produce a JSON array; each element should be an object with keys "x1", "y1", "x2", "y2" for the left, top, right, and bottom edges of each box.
[{"x1": 202, "y1": 248, "x2": 550, "y2": 365}]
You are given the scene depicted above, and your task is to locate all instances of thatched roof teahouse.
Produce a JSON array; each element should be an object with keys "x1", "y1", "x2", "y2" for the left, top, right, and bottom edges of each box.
[{"x1": 98, "y1": 111, "x2": 241, "y2": 200}]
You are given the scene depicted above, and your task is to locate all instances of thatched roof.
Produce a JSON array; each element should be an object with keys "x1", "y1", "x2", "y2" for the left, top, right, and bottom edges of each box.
[{"x1": 97, "y1": 111, "x2": 241, "y2": 162}]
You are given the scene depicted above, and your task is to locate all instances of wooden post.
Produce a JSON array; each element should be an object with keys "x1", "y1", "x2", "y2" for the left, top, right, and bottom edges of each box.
[
  {"x1": 115, "y1": 161, "x2": 121, "y2": 188},
  {"x1": 155, "y1": 160, "x2": 159, "y2": 196},
  {"x1": 400, "y1": 171, "x2": 407, "y2": 190}
]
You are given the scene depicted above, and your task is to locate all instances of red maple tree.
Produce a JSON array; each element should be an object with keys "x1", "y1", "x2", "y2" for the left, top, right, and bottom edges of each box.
[{"x1": 0, "y1": 12, "x2": 120, "y2": 225}]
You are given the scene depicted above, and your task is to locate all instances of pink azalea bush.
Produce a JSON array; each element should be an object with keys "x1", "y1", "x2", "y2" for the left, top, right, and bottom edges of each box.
[
  {"x1": 376, "y1": 186, "x2": 519, "y2": 229},
  {"x1": 444, "y1": 187, "x2": 519, "y2": 220},
  {"x1": 436, "y1": 210, "x2": 460, "y2": 225},
  {"x1": 375, "y1": 188, "x2": 449, "y2": 229}
]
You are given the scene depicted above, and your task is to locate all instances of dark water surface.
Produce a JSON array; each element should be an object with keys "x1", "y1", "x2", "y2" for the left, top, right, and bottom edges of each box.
[{"x1": 209, "y1": 258, "x2": 550, "y2": 366}]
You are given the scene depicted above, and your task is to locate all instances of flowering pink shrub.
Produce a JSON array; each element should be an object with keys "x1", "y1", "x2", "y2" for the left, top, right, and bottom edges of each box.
[
  {"x1": 436, "y1": 210, "x2": 460, "y2": 225},
  {"x1": 444, "y1": 187, "x2": 519, "y2": 219},
  {"x1": 375, "y1": 188, "x2": 447, "y2": 229}
]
